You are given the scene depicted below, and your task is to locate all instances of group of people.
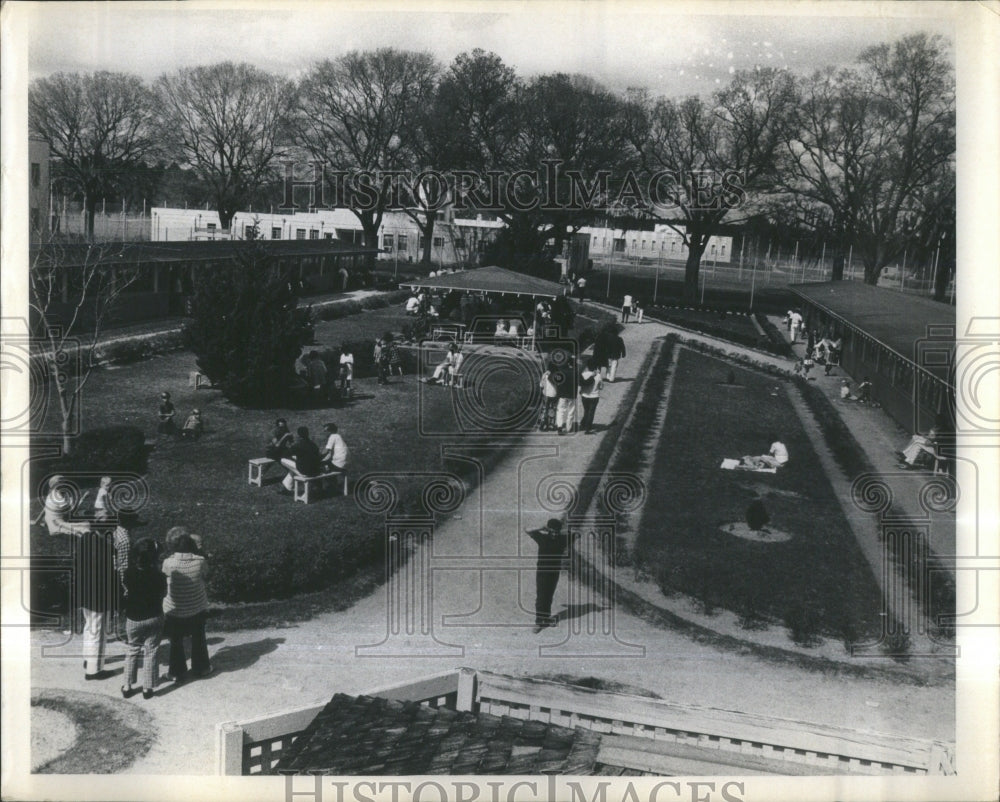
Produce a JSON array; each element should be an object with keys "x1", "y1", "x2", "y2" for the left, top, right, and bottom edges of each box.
[
  {"x1": 424, "y1": 343, "x2": 465, "y2": 386},
  {"x1": 620, "y1": 294, "x2": 645, "y2": 324},
  {"x1": 266, "y1": 418, "x2": 350, "y2": 493},
  {"x1": 538, "y1": 352, "x2": 606, "y2": 435},
  {"x1": 157, "y1": 391, "x2": 203, "y2": 440},
  {"x1": 42, "y1": 475, "x2": 213, "y2": 698},
  {"x1": 839, "y1": 376, "x2": 874, "y2": 405},
  {"x1": 298, "y1": 347, "x2": 355, "y2": 403}
]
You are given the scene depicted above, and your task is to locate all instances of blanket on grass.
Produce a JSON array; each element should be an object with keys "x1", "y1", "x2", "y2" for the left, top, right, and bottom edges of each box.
[{"x1": 720, "y1": 458, "x2": 777, "y2": 474}]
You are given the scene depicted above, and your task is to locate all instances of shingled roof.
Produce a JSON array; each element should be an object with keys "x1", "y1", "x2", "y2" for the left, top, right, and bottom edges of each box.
[{"x1": 275, "y1": 694, "x2": 602, "y2": 775}]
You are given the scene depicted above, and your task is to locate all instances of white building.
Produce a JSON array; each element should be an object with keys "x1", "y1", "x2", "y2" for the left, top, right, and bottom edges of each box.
[
  {"x1": 150, "y1": 207, "x2": 504, "y2": 267},
  {"x1": 578, "y1": 223, "x2": 733, "y2": 264}
]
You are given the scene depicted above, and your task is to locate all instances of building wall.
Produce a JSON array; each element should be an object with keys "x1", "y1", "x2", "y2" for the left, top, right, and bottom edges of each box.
[
  {"x1": 579, "y1": 224, "x2": 732, "y2": 264},
  {"x1": 29, "y1": 138, "x2": 50, "y2": 238}
]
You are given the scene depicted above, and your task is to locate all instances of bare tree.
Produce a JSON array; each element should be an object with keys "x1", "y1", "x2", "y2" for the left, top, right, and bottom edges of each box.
[
  {"x1": 156, "y1": 62, "x2": 294, "y2": 230},
  {"x1": 29, "y1": 71, "x2": 157, "y2": 237},
  {"x1": 29, "y1": 243, "x2": 140, "y2": 452},
  {"x1": 639, "y1": 67, "x2": 797, "y2": 302},
  {"x1": 782, "y1": 34, "x2": 955, "y2": 285},
  {"x1": 292, "y1": 49, "x2": 439, "y2": 251}
]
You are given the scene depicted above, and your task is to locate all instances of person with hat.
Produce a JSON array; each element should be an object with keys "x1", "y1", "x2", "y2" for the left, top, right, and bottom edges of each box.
[
  {"x1": 320, "y1": 422, "x2": 350, "y2": 472},
  {"x1": 157, "y1": 391, "x2": 176, "y2": 436},
  {"x1": 526, "y1": 518, "x2": 573, "y2": 632}
]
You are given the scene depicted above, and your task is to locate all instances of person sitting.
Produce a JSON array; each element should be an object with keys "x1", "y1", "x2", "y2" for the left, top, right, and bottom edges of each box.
[
  {"x1": 824, "y1": 338, "x2": 842, "y2": 375},
  {"x1": 180, "y1": 409, "x2": 203, "y2": 440},
  {"x1": 839, "y1": 380, "x2": 857, "y2": 401},
  {"x1": 320, "y1": 422, "x2": 350, "y2": 472},
  {"x1": 427, "y1": 343, "x2": 460, "y2": 384},
  {"x1": 157, "y1": 392, "x2": 176, "y2": 436},
  {"x1": 747, "y1": 435, "x2": 789, "y2": 469},
  {"x1": 857, "y1": 376, "x2": 873, "y2": 404},
  {"x1": 280, "y1": 427, "x2": 323, "y2": 494},
  {"x1": 43, "y1": 475, "x2": 90, "y2": 536},
  {"x1": 897, "y1": 428, "x2": 939, "y2": 469},
  {"x1": 405, "y1": 295, "x2": 421, "y2": 315},
  {"x1": 508, "y1": 318, "x2": 522, "y2": 340},
  {"x1": 493, "y1": 319, "x2": 509, "y2": 345},
  {"x1": 266, "y1": 418, "x2": 295, "y2": 459}
]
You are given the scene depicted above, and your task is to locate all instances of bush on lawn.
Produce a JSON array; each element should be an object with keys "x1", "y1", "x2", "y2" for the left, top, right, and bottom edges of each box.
[
  {"x1": 96, "y1": 330, "x2": 186, "y2": 366},
  {"x1": 184, "y1": 242, "x2": 314, "y2": 407},
  {"x1": 59, "y1": 425, "x2": 147, "y2": 474}
]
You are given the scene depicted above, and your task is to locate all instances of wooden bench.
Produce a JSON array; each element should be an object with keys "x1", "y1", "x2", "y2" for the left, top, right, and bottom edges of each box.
[
  {"x1": 248, "y1": 457, "x2": 278, "y2": 487},
  {"x1": 292, "y1": 470, "x2": 348, "y2": 504}
]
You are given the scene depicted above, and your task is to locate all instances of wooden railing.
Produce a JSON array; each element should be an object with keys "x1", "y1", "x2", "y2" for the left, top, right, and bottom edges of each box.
[{"x1": 216, "y1": 668, "x2": 954, "y2": 776}]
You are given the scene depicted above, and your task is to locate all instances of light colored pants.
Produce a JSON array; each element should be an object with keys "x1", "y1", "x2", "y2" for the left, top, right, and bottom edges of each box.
[
  {"x1": 125, "y1": 615, "x2": 164, "y2": 691},
  {"x1": 607, "y1": 359, "x2": 620, "y2": 382},
  {"x1": 556, "y1": 398, "x2": 576, "y2": 431},
  {"x1": 82, "y1": 608, "x2": 108, "y2": 675},
  {"x1": 281, "y1": 457, "x2": 297, "y2": 490}
]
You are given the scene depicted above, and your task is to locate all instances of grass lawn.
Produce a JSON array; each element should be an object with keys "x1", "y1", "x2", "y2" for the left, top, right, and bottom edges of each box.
[
  {"x1": 30, "y1": 298, "x2": 604, "y2": 611},
  {"x1": 633, "y1": 347, "x2": 885, "y2": 647}
]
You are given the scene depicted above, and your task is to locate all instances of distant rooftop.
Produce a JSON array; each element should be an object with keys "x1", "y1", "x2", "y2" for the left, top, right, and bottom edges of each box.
[{"x1": 401, "y1": 265, "x2": 566, "y2": 298}]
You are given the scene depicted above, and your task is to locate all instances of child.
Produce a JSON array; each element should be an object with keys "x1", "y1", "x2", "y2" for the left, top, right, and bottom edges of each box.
[
  {"x1": 94, "y1": 476, "x2": 112, "y2": 522},
  {"x1": 632, "y1": 298, "x2": 644, "y2": 324},
  {"x1": 339, "y1": 346, "x2": 354, "y2": 397},
  {"x1": 157, "y1": 392, "x2": 176, "y2": 435},
  {"x1": 180, "y1": 409, "x2": 203, "y2": 440}
]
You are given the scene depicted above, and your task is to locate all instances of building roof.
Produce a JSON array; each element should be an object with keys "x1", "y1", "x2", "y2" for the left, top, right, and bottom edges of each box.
[
  {"x1": 401, "y1": 265, "x2": 565, "y2": 298},
  {"x1": 275, "y1": 693, "x2": 603, "y2": 775},
  {"x1": 29, "y1": 238, "x2": 378, "y2": 268},
  {"x1": 790, "y1": 281, "x2": 955, "y2": 381}
]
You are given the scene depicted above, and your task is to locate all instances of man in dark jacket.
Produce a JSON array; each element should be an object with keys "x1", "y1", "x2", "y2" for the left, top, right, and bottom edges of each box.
[
  {"x1": 280, "y1": 427, "x2": 323, "y2": 493},
  {"x1": 551, "y1": 352, "x2": 577, "y2": 435},
  {"x1": 75, "y1": 527, "x2": 117, "y2": 679},
  {"x1": 527, "y1": 518, "x2": 572, "y2": 632},
  {"x1": 606, "y1": 325, "x2": 627, "y2": 382}
]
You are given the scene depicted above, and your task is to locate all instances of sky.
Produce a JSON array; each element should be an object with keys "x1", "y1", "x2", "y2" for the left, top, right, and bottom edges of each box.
[{"x1": 25, "y1": 1, "x2": 955, "y2": 97}]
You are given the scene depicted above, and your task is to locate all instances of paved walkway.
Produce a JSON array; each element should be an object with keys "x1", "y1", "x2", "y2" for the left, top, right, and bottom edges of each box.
[{"x1": 27, "y1": 306, "x2": 955, "y2": 775}]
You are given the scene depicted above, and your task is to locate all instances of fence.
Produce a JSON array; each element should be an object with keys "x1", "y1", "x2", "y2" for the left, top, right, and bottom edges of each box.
[{"x1": 52, "y1": 203, "x2": 151, "y2": 242}]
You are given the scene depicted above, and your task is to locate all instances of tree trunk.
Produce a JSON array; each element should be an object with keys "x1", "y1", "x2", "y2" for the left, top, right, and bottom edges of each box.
[
  {"x1": 933, "y1": 260, "x2": 953, "y2": 302},
  {"x1": 84, "y1": 192, "x2": 97, "y2": 239},
  {"x1": 421, "y1": 215, "x2": 436, "y2": 266},
  {"x1": 218, "y1": 204, "x2": 235, "y2": 231},
  {"x1": 863, "y1": 259, "x2": 882, "y2": 286},
  {"x1": 683, "y1": 231, "x2": 708, "y2": 305}
]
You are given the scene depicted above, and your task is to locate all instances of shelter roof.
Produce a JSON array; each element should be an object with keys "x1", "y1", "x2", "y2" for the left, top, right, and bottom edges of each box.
[{"x1": 401, "y1": 265, "x2": 565, "y2": 298}]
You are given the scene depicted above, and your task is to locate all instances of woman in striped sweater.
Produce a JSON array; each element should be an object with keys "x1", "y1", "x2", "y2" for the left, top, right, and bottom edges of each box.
[{"x1": 162, "y1": 533, "x2": 211, "y2": 682}]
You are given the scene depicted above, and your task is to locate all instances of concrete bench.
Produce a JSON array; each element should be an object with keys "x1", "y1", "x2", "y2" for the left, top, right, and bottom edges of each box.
[
  {"x1": 248, "y1": 457, "x2": 278, "y2": 487},
  {"x1": 189, "y1": 371, "x2": 213, "y2": 389},
  {"x1": 292, "y1": 470, "x2": 348, "y2": 504}
]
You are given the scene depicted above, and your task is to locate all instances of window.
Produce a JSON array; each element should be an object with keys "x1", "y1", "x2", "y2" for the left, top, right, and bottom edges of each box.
[
  {"x1": 30, "y1": 163, "x2": 40, "y2": 188},
  {"x1": 309, "y1": 229, "x2": 319, "y2": 240},
  {"x1": 433, "y1": 236, "x2": 444, "y2": 247},
  {"x1": 383, "y1": 234, "x2": 394, "y2": 249},
  {"x1": 296, "y1": 229, "x2": 306, "y2": 240},
  {"x1": 397, "y1": 234, "x2": 408, "y2": 250},
  {"x1": 207, "y1": 223, "x2": 217, "y2": 232},
  {"x1": 721, "y1": 244, "x2": 726, "y2": 256},
  {"x1": 245, "y1": 224, "x2": 256, "y2": 239},
  {"x1": 324, "y1": 232, "x2": 334, "y2": 240},
  {"x1": 271, "y1": 227, "x2": 282, "y2": 239}
]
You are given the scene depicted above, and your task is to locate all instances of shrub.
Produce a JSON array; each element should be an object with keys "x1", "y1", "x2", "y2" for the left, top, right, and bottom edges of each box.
[
  {"x1": 97, "y1": 330, "x2": 185, "y2": 366},
  {"x1": 59, "y1": 425, "x2": 147, "y2": 474},
  {"x1": 183, "y1": 242, "x2": 314, "y2": 407}
]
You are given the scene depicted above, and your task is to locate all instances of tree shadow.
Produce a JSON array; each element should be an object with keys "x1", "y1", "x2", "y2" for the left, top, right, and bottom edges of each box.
[{"x1": 210, "y1": 636, "x2": 285, "y2": 674}]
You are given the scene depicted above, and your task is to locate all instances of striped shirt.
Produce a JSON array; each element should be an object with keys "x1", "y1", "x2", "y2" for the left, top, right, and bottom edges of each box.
[
  {"x1": 162, "y1": 552, "x2": 209, "y2": 617},
  {"x1": 112, "y1": 526, "x2": 130, "y2": 582}
]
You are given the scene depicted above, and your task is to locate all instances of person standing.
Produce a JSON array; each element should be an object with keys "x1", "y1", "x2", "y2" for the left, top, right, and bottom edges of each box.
[
  {"x1": 74, "y1": 525, "x2": 116, "y2": 679},
  {"x1": 157, "y1": 392, "x2": 176, "y2": 436},
  {"x1": 579, "y1": 358, "x2": 603, "y2": 434},
  {"x1": 552, "y1": 354, "x2": 577, "y2": 435},
  {"x1": 575, "y1": 274, "x2": 587, "y2": 300},
  {"x1": 162, "y1": 533, "x2": 211, "y2": 682},
  {"x1": 526, "y1": 519, "x2": 571, "y2": 632},
  {"x1": 606, "y1": 325, "x2": 627, "y2": 382},
  {"x1": 110, "y1": 509, "x2": 136, "y2": 642},
  {"x1": 306, "y1": 351, "x2": 328, "y2": 403},
  {"x1": 339, "y1": 345, "x2": 354, "y2": 397},
  {"x1": 93, "y1": 476, "x2": 112, "y2": 522},
  {"x1": 621, "y1": 294, "x2": 633, "y2": 324},
  {"x1": 121, "y1": 538, "x2": 167, "y2": 700},
  {"x1": 789, "y1": 310, "x2": 803, "y2": 344}
]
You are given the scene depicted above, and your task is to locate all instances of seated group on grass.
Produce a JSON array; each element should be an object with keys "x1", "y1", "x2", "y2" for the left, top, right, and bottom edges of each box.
[
  {"x1": 157, "y1": 391, "x2": 204, "y2": 440},
  {"x1": 896, "y1": 426, "x2": 945, "y2": 471},
  {"x1": 275, "y1": 423, "x2": 350, "y2": 495},
  {"x1": 839, "y1": 376, "x2": 874, "y2": 404}
]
